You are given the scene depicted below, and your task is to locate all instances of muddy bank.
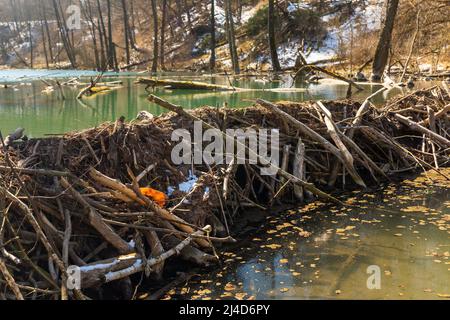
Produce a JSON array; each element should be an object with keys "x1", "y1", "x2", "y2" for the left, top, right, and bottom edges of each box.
[{"x1": 0, "y1": 86, "x2": 449, "y2": 299}]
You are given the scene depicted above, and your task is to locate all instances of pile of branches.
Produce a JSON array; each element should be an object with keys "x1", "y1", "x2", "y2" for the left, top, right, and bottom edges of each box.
[{"x1": 0, "y1": 85, "x2": 449, "y2": 300}]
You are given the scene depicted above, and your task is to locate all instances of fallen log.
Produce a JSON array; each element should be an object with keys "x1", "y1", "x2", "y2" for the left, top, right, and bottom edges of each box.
[
  {"x1": 393, "y1": 113, "x2": 450, "y2": 148},
  {"x1": 137, "y1": 78, "x2": 237, "y2": 91},
  {"x1": 78, "y1": 226, "x2": 211, "y2": 288}
]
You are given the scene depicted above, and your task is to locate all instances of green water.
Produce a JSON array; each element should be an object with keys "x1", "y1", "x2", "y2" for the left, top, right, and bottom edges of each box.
[
  {"x1": 163, "y1": 170, "x2": 450, "y2": 300},
  {"x1": 0, "y1": 69, "x2": 427, "y2": 138}
]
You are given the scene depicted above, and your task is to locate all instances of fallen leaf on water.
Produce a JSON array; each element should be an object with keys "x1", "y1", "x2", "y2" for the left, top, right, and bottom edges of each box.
[
  {"x1": 235, "y1": 292, "x2": 247, "y2": 300},
  {"x1": 265, "y1": 244, "x2": 282, "y2": 250},
  {"x1": 224, "y1": 283, "x2": 236, "y2": 291},
  {"x1": 280, "y1": 288, "x2": 289, "y2": 293}
]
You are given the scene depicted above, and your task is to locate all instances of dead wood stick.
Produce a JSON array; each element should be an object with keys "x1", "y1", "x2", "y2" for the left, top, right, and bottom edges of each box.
[
  {"x1": 136, "y1": 163, "x2": 157, "y2": 182},
  {"x1": 149, "y1": 95, "x2": 343, "y2": 205},
  {"x1": 427, "y1": 107, "x2": 439, "y2": 169},
  {"x1": 223, "y1": 158, "x2": 236, "y2": 201},
  {"x1": 0, "y1": 166, "x2": 71, "y2": 177},
  {"x1": 143, "y1": 231, "x2": 165, "y2": 280},
  {"x1": 318, "y1": 101, "x2": 388, "y2": 180},
  {"x1": 348, "y1": 87, "x2": 388, "y2": 137},
  {"x1": 103, "y1": 226, "x2": 211, "y2": 284},
  {"x1": 60, "y1": 177, "x2": 132, "y2": 254},
  {"x1": 0, "y1": 186, "x2": 78, "y2": 296},
  {"x1": 102, "y1": 219, "x2": 235, "y2": 243},
  {"x1": 442, "y1": 81, "x2": 450, "y2": 96},
  {"x1": 258, "y1": 98, "x2": 366, "y2": 187},
  {"x1": 293, "y1": 139, "x2": 305, "y2": 201},
  {"x1": 0, "y1": 257, "x2": 24, "y2": 300},
  {"x1": 82, "y1": 137, "x2": 100, "y2": 165},
  {"x1": 316, "y1": 101, "x2": 366, "y2": 187},
  {"x1": 393, "y1": 113, "x2": 450, "y2": 148},
  {"x1": 419, "y1": 104, "x2": 450, "y2": 126},
  {"x1": 89, "y1": 168, "x2": 210, "y2": 248},
  {"x1": 279, "y1": 145, "x2": 291, "y2": 188}
]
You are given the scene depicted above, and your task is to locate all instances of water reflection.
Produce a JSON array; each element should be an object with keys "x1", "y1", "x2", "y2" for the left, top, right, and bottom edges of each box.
[{"x1": 166, "y1": 169, "x2": 450, "y2": 300}]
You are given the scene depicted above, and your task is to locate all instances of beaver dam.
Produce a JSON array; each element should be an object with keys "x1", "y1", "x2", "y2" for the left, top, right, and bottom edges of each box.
[{"x1": 0, "y1": 85, "x2": 449, "y2": 300}]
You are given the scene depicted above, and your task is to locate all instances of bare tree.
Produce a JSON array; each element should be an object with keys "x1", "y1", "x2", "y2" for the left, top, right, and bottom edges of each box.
[
  {"x1": 210, "y1": 0, "x2": 216, "y2": 72},
  {"x1": 268, "y1": 0, "x2": 281, "y2": 72},
  {"x1": 52, "y1": 0, "x2": 77, "y2": 67},
  {"x1": 225, "y1": 0, "x2": 240, "y2": 74},
  {"x1": 371, "y1": 0, "x2": 400, "y2": 81},
  {"x1": 121, "y1": 0, "x2": 131, "y2": 65},
  {"x1": 160, "y1": 0, "x2": 167, "y2": 70},
  {"x1": 150, "y1": 0, "x2": 158, "y2": 73}
]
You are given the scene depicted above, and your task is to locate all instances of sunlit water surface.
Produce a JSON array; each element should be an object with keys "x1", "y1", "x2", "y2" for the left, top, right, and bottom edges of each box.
[{"x1": 163, "y1": 169, "x2": 450, "y2": 300}]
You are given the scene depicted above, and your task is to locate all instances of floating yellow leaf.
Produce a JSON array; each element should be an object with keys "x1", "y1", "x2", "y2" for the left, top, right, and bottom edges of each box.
[{"x1": 224, "y1": 283, "x2": 236, "y2": 291}]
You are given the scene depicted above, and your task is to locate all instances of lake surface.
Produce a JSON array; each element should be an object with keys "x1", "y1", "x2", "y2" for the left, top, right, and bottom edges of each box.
[
  {"x1": 160, "y1": 169, "x2": 450, "y2": 300},
  {"x1": 0, "y1": 69, "x2": 429, "y2": 138}
]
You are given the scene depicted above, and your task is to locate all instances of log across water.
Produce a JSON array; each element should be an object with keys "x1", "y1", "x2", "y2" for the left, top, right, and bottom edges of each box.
[
  {"x1": 0, "y1": 85, "x2": 449, "y2": 299},
  {"x1": 137, "y1": 77, "x2": 238, "y2": 91}
]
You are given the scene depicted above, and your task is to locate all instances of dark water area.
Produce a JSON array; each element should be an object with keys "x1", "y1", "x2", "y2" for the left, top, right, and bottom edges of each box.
[{"x1": 155, "y1": 169, "x2": 450, "y2": 300}]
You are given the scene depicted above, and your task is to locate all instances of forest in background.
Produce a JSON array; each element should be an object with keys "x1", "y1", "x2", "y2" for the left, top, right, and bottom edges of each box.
[{"x1": 0, "y1": 0, "x2": 449, "y2": 80}]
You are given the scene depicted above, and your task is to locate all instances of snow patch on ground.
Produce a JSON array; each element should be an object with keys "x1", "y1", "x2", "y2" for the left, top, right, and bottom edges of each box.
[
  {"x1": 277, "y1": 42, "x2": 300, "y2": 68},
  {"x1": 241, "y1": 6, "x2": 259, "y2": 24}
]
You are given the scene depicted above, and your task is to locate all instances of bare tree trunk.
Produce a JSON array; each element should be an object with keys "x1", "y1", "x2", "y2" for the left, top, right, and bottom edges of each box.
[
  {"x1": 82, "y1": 0, "x2": 101, "y2": 70},
  {"x1": 210, "y1": 0, "x2": 216, "y2": 72},
  {"x1": 41, "y1": 22, "x2": 49, "y2": 68},
  {"x1": 96, "y1": 0, "x2": 108, "y2": 69},
  {"x1": 225, "y1": 0, "x2": 240, "y2": 74},
  {"x1": 400, "y1": 8, "x2": 421, "y2": 82},
  {"x1": 121, "y1": 0, "x2": 131, "y2": 65},
  {"x1": 160, "y1": 0, "x2": 167, "y2": 70},
  {"x1": 28, "y1": 22, "x2": 33, "y2": 68},
  {"x1": 41, "y1": 0, "x2": 54, "y2": 66},
  {"x1": 371, "y1": 0, "x2": 399, "y2": 81},
  {"x1": 150, "y1": 0, "x2": 159, "y2": 73},
  {"x1": 268, "y1": 0, "x2": 281, "y2": 72},
  {"x1": 106, "y1": 0, "x2": 116, "y2": 70},
  {"x1": 52, "y1": 0, "x2": 77, "y2": 68},
  {"x1": 129, "y1": 0, "x2": 137, "y2": 45}
]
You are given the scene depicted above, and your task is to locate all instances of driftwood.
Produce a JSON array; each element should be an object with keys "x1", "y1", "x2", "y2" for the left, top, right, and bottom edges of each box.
[
  {"x1": 294, "y1": 64, "x2": 364, "y2": 95},
  {"x1": 137, "y1": 78, "x2": 237, "y2": 91}
]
